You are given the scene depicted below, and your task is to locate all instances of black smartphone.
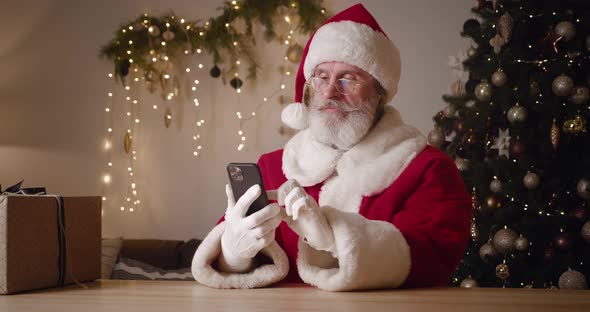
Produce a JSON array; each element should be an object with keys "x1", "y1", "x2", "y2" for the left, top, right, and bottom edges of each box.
[{"x1": 226, "y1": 163, "x2": 270, "y2": 216}]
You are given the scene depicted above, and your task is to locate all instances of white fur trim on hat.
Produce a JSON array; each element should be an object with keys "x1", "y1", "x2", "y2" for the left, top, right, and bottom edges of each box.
[
  {"x1": 281, "y1": 102, "x2": 309, "y2": 130},
  {"x1": 304, "y1": 21, "x2": 401, "y2": 103}
]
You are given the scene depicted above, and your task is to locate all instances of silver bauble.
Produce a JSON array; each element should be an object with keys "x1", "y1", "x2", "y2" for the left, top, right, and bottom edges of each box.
[
  {"x1": 577, "y1": 178, "x2": 590, "y2": 200},
  {"x1": 460, "y1": 278, "x2": 478, "y2": 288},
  {"x1": 443, "y1": 105, "x2": 456, "y2": 118},
  {"x1": 475, "y1": 81, "x2": 493, "y2": 102},
  {"x1": 479, "y1": 243, "x2": 498, "y2": 262},
  {"x1": 148, "y1": 25, "x2": 161, "y2": 37},
  {"x1": 493, "y1": 228, "x2": 517, "y2": 254},
  {"x1": 558, "y1": 270, "x2": 588, "y2": 289},
  {"x1": 552, "y1": 74, "x2": 574, "y2": 97},
  {"x1": 162, "y1": 30, "x2": 175, "y2": 41},
  {"x1": 570, "y1": 86, "x2": 590, "y2": 105},
  {"x1": 507, "y1": 105, "x2": 528, "y2": 124},
  {"x1": 554, "y1": 21, "x2": 576, "y2": 42},
  {"x1": 582, "y1": 221, "x2": 590, "y2": 243},
  {"x1": 455, "y1": 158, "x2": 470, "y2": 172},
  {"x1": 523, "y1": 172, "x2": 540, "y2": 190},
  {"x1": 492, "y1": 70, "x2": 508, "y2": 87},
  {"x1": 427, "y1": 128, "x2": 445, "y2": 149},
  {"x1": 514, "y1": 236, "x2": 529, "y2": 252},
  {"x1": 490, "y1": 179, "x2": 503, "y2": 193}
]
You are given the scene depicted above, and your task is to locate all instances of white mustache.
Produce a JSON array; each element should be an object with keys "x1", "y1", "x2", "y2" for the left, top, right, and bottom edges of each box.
[{"x1": 313, "y1": 99, "x2": 358, "y2": 112}]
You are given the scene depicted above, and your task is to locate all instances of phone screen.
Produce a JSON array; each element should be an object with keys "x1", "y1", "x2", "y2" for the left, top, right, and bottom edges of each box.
[{"x1": 227, "y1": 163, "x2": 270, "y2": 216}]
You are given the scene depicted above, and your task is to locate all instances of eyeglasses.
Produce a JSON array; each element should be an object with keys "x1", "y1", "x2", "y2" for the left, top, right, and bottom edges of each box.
[{"x1": 306, "y1": 76, "x2": 364, "y2": 96}]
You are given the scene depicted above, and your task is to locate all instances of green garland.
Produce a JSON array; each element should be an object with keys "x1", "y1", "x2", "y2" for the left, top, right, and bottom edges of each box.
[{"x1": 100, "y1": 0, "x2": 327, "y2": 86}]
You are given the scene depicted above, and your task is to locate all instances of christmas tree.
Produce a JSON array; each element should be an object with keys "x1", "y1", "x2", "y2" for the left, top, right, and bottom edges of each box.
[{"x1": 430, "y1": 0, "x2": 590, "y2": 288}]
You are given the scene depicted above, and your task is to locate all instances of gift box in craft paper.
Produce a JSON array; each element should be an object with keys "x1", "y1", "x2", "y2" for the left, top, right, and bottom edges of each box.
[{"x1": 0, "y1": 195, "x2": 101, "y2": 294}]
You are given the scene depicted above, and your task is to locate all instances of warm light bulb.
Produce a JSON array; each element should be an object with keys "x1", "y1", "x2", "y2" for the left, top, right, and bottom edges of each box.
[
  {"x1": 108, "y1": 162, "x2": 113, "y2": 167},
  {"x1": 186, "y1": 68, "x2": 191, "y2": 72},
  {"x1": 194, "y1": 80, "x2": 200, "y2": 84},
  {"x1": 198, "y1": 64, "x2": 203, "y2": 68},
  {"x1": 103, "y1": 174, "x2": 111, "y2": 184}
]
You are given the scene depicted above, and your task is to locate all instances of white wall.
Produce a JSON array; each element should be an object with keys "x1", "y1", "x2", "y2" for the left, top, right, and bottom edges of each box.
[{"x1": 0, "y1": 0, "x2": 473, "y2": 240}]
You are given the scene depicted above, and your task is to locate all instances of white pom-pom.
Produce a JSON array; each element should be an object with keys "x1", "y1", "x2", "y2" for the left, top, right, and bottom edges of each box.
[{"x1": 281, "y1": 102, "x2": 309, "y2": 130}]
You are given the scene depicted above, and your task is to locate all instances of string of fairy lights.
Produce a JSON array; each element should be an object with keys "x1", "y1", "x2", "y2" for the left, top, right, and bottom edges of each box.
[
  {"x1": 234, "y1": 7, "x2": 298, "y2": 151},
  {"x1": 102, "y1": 2, "x2": 309, "y2": 213}
]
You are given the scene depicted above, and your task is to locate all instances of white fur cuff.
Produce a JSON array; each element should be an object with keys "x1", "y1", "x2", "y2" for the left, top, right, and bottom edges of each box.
[
  {"x1": 297, "y1": 207, "x2": 411, "y2": 291},
  {"x1": 191, "y1": 222, "x2": 289, "y2": 288}
]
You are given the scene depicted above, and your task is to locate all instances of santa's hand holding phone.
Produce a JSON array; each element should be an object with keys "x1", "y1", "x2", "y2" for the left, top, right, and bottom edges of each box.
[
  {"x1": 220, "y1": 184, "x2": 282, "y2": 272},
  {"x1": 277, "y1": 180, "x2": 336, "y2": 255}
]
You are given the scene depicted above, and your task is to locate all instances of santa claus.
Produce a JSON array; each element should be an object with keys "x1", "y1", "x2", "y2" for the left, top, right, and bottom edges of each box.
[{"x1": 192, "y1": 3, "x2": 472, "y2": 291}]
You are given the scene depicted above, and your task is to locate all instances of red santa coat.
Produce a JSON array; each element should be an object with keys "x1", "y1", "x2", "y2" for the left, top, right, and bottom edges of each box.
[{"x1": 192, "y1": 107, "x2": 472, "y2": 291}]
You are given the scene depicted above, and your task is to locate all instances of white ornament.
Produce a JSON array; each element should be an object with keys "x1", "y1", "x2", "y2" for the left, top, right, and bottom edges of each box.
[
  {"x1": 448, "y1": 50, "x2": 469, "y2": 81},
  {"x1": 492, "y1": 128, "x2": 511, "y2": 158}
]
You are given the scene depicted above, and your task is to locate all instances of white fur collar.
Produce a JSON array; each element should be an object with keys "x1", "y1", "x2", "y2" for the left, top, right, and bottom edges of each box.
[{"x1": 282, "y1": 106, "x2": 427, "y2": 212}]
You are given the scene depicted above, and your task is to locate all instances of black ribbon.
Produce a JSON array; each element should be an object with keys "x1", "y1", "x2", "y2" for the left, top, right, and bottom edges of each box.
[
  {"x1": 0, "y1": 180, "x2": 46, "y2": 195},
  {"x1": 55, "y1": 196, "x2": 67, "y2": 287}
]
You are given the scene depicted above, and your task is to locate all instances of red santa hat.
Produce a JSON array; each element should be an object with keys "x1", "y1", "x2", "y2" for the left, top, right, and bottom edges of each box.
[{"x1": 281, "y1": 3, "x2": 401, "y2": 130}]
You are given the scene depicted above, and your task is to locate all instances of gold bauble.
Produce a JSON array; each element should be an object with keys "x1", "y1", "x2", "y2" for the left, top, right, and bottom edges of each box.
[
  {"x1": 491, "y1": 69, "x2": 508, "y2": 87},
  {"x1": 551, "y1": 118, "x2": 560, "y2": 151},
  {"x1": 475, "y1": 80, "x2": 493, "y2": 102},
  {"x1": 124, "y1": 132, "x2": 132, "y2": 154},
  {"x1": 485, "y1": 194, "x2": 502, "y2": 210},
  {"x1": 286, "y1": 44, "x2": 304, "y2": 64},
  {"x1": 562, "y1": 113, "x2": 587, "y2": 135},
  {"x1": 496, "y1": 263, "x2": 510, "y2": 280}
]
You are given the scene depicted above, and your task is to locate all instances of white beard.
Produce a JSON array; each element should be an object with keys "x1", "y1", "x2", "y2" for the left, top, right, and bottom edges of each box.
[{"x1": 308, "y1": 95, "x2": 380, "y2": 150}]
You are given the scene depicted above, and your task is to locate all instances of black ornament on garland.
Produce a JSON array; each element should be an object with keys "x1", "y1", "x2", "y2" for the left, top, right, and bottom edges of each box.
[
  {"x1": 210, "y1": 65, "x2": 221, "y2": 78},
  {"x1": 119, "y1": 59, "x2": 131, "y2": 77},
  {"x1": 230, "y1": 77, "x2": 243, "y2": 89}
]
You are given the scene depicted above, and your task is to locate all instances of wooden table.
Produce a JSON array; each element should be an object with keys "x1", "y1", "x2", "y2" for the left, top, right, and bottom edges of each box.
[{"x1": 0, "y1": 280, "x2": 589, "y2": 312}]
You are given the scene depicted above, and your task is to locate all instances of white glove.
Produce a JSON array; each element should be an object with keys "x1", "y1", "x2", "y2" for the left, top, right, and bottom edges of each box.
[
  {"x1": 220, "y1": 184, "x2": 282, "y2": 272},
  {"x1": 278, "y1": 180, "x2": 335, "y2": 254}
]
